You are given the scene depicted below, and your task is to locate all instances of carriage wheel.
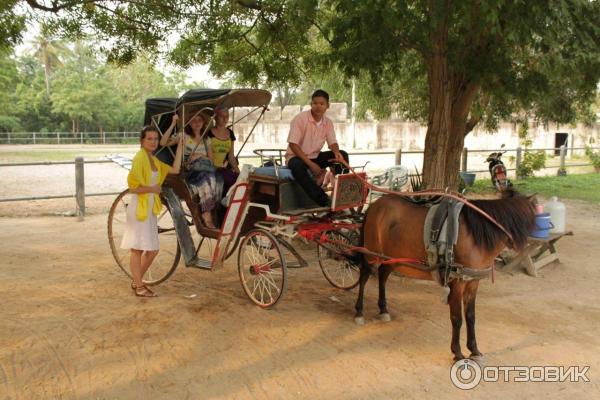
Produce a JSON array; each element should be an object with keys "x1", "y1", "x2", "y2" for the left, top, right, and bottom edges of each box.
[
  {"x1": 107, "y1": 189, "x2": 181, "y2": 286},
  {"x1": 238, "y1": 229, "x2": 287, "y2": 308},
  {"x1": 318, "y1": 230, "x2": 361, "y2": 290}
]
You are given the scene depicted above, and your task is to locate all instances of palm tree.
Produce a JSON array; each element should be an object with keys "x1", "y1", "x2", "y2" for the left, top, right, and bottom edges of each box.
[{"x1": 29, "y1": 26, "x2": 69, "y2": 95}]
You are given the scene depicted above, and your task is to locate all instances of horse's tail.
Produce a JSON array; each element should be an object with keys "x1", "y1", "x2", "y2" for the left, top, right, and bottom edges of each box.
[{"x1": 462, "y1": 191, "x2": 536, "y2": 251}]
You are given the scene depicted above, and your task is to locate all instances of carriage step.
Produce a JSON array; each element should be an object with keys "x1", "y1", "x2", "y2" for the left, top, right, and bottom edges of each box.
[{"x1": 186, "y1": 256, "x2": 212, "y2": 270}]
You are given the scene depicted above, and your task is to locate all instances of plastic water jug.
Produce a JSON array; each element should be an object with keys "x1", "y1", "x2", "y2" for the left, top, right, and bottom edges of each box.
[{"x1": 544, "y1": 196, "x2": 566, "y2": 234}]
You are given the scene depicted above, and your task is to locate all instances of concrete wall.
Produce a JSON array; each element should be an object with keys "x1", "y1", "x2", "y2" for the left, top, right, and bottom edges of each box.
[{"x1": 231, "y1": 103, "x2": 600, "y2": 152}]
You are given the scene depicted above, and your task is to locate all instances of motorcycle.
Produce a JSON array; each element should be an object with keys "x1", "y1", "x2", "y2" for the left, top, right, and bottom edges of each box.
[{"x1": 486, "y1": 144, "x2": 512, "y2": 191}]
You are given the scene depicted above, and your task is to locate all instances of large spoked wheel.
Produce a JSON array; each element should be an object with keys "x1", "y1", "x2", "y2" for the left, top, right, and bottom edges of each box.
[
  {"x1": 318, "y1": 230, "x2": 361, "y2": 290},
  {"x1": 107, "y1": 189, "x2": 181, "y2": 286},
  {"x1": 238, "y1": 229, "x2": 287, "y2": 308}
]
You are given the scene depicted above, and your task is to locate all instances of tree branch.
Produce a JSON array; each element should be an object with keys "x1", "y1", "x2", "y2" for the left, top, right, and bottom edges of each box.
[
  {"x1": 25, "y1": 0, "x2": 98, "y2": 13},
  {"x1": 236, "y1": 0, "x2": 261, "y2": 11},
  {"x1": 465, "y1": 92, "x2": 490, "y2": 134}
]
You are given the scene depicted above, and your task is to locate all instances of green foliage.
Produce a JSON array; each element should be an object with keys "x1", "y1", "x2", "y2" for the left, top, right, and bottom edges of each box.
[
  {"x1": 8, "y1": 1, "x2": 599, "y2": 128},
  {"x1": 409, "y1": 167, "x2": 423, "y2": 192},
  {"x1": 0, "y1": 48, "x2": 20, "y2": 131},
  {"x1": 0, "y1": 1, "x2": 25, "y2": 49},
  {"x1": 515, "y1": 123, "x2": 546, "y2": 178},
  {"x1": 517, "y1": 151, "x2": 547, "y2": 179},
  {"x1": 0, "y1": 41, "x2": 188, "y2": 133},
  {"x1": 470, "y1": 173, "x2": 600, "y2": 204},
  {"x1": 585, "y1": 146, "x2": 600, "y2": 169}
]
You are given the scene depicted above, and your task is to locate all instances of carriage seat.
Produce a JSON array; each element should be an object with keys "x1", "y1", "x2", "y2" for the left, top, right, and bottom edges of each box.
[{"x1": 252, "y1": 166, "x2": 312, "y2": 180}]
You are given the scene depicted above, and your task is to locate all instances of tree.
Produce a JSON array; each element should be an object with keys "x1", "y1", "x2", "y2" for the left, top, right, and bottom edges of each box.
[
  {"x1": 50, "y1": 42, "x2": 119, "y2": 133},
  {"x1": 0, "y1": 1, "x2": 25, "y2": 50},
  {"x1": 11, "y1": 0, "x2": 600, "y2": 188},
  {"x1": 0, "y1": 48, "x2": 21, "y2": 132},
  {"x1": 29, "y1": 26, "x2": 69, "y2": 95}
]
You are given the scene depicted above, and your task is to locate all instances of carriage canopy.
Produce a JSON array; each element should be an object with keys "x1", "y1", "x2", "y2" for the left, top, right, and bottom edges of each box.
[
  {"x1": 146, "y1": 88, "x2": 272, "y2": 163},
  {"x1": 145, "y1": 88, "x2": 272, "y2": 125}
]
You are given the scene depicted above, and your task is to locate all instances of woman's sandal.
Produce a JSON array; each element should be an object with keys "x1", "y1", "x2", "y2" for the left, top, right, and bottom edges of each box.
[{"x1": 134, "y1": 285, "x2": 158, "y2": 297}]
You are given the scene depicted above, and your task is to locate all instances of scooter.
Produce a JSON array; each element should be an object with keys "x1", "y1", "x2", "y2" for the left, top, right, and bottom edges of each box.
[{"x1": 486, "y1": 144, "x2": 512, "y2": 191}]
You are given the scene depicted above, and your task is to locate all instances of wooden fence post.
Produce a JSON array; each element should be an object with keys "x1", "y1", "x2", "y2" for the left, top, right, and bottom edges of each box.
[
  {"x1": 395, "y1": 149, "x2": 402, "y2": 165},
  {"x1": 515, "y1": 146, "x2": 522, "y2": 179},
  {"x1": 75, "y1": 157, "x2": 85, "y2": 219},
  {"x1": 558, "y1": 145, "x2": 567, "y2": 176},
  {"x1": 461, "y1": 147, "x2": 468, "y2": 172}
]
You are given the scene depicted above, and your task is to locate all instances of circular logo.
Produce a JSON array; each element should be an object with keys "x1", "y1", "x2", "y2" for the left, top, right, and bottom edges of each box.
[{"x1": 450, "y1": 359, "x2": 482, "y2": 390}]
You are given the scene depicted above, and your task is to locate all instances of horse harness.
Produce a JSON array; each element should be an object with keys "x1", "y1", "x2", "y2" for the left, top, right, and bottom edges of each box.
[{"x1": 423, "y1": 198, "x2": 493, "y2": 301}]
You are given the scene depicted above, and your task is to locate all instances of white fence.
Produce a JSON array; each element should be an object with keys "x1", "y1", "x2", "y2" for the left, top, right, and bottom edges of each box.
[{"x1": 0, "y1": 131, "x2": 139, "y2": 144}]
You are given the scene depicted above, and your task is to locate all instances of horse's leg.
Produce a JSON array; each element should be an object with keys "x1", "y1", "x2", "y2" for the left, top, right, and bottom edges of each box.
[
  {"x1": 354, "y1": 262, "x2": 372, "y2": 325},
  {"x1": 463, "y1": 280, "x2": 483, "y2": 361},
  {"x1": 448, "y1": 279, "x2": 466, "y2": 361},
  {"x1": 378, "y1": 265, "x2": 393, "y2": 322}
]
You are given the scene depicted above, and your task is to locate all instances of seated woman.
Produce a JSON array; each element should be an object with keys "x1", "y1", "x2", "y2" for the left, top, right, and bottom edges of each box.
[
  {"x1": 209, "y1": 106, "x2": 240, "y2": 197},
  {"x1": 160, "y1": 113, "x2": 220, "y2": 229}
]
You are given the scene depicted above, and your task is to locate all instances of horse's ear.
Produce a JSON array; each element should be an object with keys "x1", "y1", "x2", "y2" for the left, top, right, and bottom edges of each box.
[{"x1": 501, "y1": 188, "x2": 517, "y2": 198}]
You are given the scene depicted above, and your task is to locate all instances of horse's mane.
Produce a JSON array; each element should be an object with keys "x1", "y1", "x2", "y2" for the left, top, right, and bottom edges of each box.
[{"x1": 462, "y1": 190, "x2": 536, "y2": 251}]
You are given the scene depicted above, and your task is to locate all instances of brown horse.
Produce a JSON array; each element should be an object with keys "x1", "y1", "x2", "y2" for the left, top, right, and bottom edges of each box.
[{"x1": 355, "y1": 191, "x2": 536, "y2": 361}]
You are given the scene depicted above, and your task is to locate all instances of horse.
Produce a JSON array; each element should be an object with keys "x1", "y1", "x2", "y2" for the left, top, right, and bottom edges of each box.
[{"x1": 354, "y1": 190, "x2": 536, "y2": 361}]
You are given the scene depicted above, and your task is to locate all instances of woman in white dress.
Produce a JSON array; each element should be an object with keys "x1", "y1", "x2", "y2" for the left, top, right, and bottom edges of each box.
[{"x1": 121, "y1": 121, "x2": 184, "y2": 297}]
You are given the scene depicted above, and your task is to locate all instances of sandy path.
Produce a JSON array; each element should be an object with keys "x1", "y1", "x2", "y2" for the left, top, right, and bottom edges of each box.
[{"x1": 0, "y1": 197, "x2": 599, "y2": 399}]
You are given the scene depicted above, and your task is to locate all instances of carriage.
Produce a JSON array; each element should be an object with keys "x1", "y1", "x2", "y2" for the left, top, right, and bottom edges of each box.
[
  {"x1": 107, "y1": 88, "x2": 540, "y2": 360},
  {"x1": 107, "y1": 88, "x2": 368, "y2": 308}
]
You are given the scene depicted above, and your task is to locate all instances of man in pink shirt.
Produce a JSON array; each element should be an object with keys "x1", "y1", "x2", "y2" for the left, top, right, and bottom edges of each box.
[{"x1": 285, "y1": 90, "x2": 348, "y2": 206}]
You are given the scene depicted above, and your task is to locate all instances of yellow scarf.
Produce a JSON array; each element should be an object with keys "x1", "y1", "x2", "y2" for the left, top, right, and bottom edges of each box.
[{"x1": 127, "y1": 150, "x2": 171, "y2": 221}]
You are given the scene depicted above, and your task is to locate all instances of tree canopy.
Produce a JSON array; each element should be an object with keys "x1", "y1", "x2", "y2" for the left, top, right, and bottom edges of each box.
[
  {"x1": 0, "y1": 41, "x2": 191, "y2": 133},
  {"x1": 5, "y1": 0, "x2": 600, "y2": 187}
]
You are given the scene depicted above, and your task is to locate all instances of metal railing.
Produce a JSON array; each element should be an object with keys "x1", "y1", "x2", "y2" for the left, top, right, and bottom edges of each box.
[
  {"x1": 394, "y1": 145, "x2": 600, "y2": 177},
  {"x1": 1, "y1": 146, "x2": 599, "y2": 217},
  {"x1": 0, "y1": 158, "x2": 121, "y2": 217},
  {"x1": 0, "y1": 131, "x2": 139, "y2": 144}
]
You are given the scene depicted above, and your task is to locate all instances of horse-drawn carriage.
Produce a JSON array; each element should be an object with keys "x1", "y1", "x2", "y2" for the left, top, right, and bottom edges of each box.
[
  {"x1": 107, "y1": 87, "x2": 538, "y2": 360},
  {"x1": 108, "y1": 88, "x2": 367, "y2": 308}
]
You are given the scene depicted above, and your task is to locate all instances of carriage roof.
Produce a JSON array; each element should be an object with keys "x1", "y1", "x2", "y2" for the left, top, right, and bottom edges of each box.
[
  {"x1": 143, "y1": 98, "x2": 178, "y2": 125},
  {"x1": 144, "y1": 89, "x2": 272, "y2": 123}
]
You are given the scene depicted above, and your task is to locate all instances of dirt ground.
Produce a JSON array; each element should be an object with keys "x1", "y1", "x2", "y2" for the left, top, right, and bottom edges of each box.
[{"x1": 1, "y1": 192, "x2": 599, "y2": 400}]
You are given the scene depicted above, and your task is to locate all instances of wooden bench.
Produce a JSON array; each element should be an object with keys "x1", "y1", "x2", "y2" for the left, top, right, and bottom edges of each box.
[{"x1": 500, "y1": 231, "x2": 574, "y2": 277}]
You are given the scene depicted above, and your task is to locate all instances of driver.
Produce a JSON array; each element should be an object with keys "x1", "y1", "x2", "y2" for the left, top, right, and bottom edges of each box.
[{"x1": 285, "y1": 89, "x2": 349, "y2": 207}]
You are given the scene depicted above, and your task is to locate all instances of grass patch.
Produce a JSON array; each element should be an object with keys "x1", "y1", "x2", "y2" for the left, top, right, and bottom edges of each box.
[{"x1": 468, "y1": 173, "x2": 600, "y2": 203}]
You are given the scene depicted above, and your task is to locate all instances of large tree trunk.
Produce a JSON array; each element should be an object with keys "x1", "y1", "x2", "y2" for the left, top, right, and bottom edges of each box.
[{"x1": 422, "y1": 30, "x2": 480, "y2": 190}]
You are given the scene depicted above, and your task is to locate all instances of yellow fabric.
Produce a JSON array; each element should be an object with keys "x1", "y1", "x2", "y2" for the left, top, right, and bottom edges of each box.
[
  {"x1": 127, "y1": 149, "x2": 171, "y2": 221},
  {"x1": 211, "y1": 136, "x2": 232, "y2": 167}
]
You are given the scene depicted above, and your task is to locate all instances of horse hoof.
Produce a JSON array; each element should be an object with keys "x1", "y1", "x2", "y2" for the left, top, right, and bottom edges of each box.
[
  {"x1": 354, "y1": 316, "x2": 365, "y2": 326},
  {"x1": 379, "y1": 313, "x2": 391, "y2": 322},
  {"x1": 469, "y1": 354, "x2": 485, "y2": 366}
]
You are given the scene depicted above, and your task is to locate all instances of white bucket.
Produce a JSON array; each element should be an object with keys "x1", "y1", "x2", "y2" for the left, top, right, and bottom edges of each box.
[{"x1": 544, "y1": 196, "x2": 566, "y2": 234}]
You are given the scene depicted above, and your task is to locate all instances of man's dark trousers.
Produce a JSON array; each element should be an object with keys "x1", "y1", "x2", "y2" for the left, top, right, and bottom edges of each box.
[{"x1": 287, "y1": 150, "x2": 349, "y2": 206}]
